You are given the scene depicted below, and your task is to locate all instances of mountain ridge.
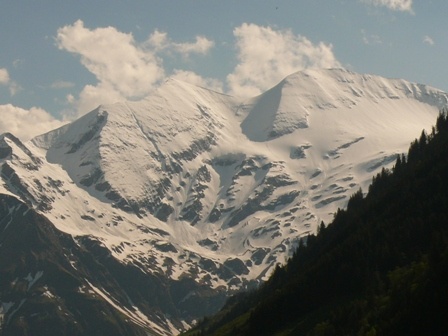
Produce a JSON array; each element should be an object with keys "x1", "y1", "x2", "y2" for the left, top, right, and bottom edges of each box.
[{"x1": 1, "y1": 68, "x2": 447, "y2": 335}]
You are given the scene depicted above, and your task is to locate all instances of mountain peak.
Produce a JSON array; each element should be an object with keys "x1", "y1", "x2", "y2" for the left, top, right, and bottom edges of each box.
[
  {"x1": 1, "y1": 69, "x2": 448, "y2": 335},
  {"x1": 240, "y1": 68, "x2": 448, "y2": 142}
]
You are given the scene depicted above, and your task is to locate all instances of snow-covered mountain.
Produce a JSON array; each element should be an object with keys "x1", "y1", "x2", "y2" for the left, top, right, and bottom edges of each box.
[{"x1": 1, "y1": 68, "x2": 447, "y2": 335}]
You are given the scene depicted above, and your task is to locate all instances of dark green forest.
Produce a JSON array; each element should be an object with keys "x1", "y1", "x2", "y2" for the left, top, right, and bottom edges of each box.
[{"x1": 183, "y1": 110, "x2": 448, "y2": 336}]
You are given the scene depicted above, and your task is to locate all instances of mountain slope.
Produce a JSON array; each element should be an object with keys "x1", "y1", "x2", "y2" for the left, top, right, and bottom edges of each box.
[
  {"x1": 185, "y1": 111, "x2": 448, "y2": 336},
  {"x1": 0, "y1": 193, "x2": 177, "y2": 335},
  {"x1": 1, "y1": 68, "x2": 448, "y2": 335}
]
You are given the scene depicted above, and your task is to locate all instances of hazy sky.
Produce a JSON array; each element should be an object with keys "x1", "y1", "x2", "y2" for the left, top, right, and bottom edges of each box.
[{"x1": 1, "y1": 0, "x2": 447, "y2": 140}]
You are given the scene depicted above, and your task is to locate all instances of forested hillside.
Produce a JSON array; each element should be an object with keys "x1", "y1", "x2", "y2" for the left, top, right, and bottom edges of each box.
[{"x1": 185, "y1": 110, "x2": 448, "y2": 336}]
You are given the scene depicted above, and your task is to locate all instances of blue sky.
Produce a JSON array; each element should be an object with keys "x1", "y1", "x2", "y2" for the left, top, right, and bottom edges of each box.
[{"x1": 0, "y1": 0, "x2": 447, "y2": 140}]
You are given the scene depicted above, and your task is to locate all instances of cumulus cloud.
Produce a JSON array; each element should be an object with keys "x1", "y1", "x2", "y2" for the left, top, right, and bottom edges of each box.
[
  {"x1": 362, "y1": 0, "x2": 414, "y2": 13},
  {"x1": 423, "y1": 35, "x2": 435, "y2": 46},
  {"x1": 66, "y1": 94, "x2": 75, "y2": 104},
  {"x1": 56, "y1": 20, "x2": 216, "y2": 116},
  {"x1": 171, "y1": 36, "x2": 214, "y2": 56},
  {"x1": 0, "y1": 67, "x2": 21, "y2": 95},
  {"x1": 171, "y1": 70, "x2": 223, "y2": 92},
  {"x1": 0, "y1": 104, "x2": 67, "y2": 141},
  {"x1": 0, "y1": 68, "x2": 10, "y2": 84},
  {"x1": 226, "y1": 23, "x2": 341, "y2": 97},
  {"x1": 75, "y1": 83, "x2": 124, "y2": 118},
  {"x1": 56, "y1": 20, "x2": 165, "y2": 115},
  {"x1": 147, "y1": 30, "x2": 214, "y2": 56},
  {"x1": 8, "y1": 82, "x2": 21, "y2": 96}
]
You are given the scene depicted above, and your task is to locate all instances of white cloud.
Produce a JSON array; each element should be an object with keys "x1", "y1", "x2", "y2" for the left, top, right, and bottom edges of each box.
[
  {"x1": 0, "y1": 67, "x2": 21, "y2": 95},
  {"x1": 0, "y1": 68, "x2": 10, "y2": 84},
  {"x1": 423, "y1": 35, "x2": 435, "y2": 46},
  {"x1": 362, "y1": 0, "x2": 414, "y2": 13},
  {"x1": 56, "y1": 20, "x2": 165, "y2": 115},
  {"x1": 172, "y1": 36, "x2": 214, "y2": 56},
  {"x1": 66, "y1": 94, "x2": 75, "y2": 104},
  {"x1": 75, "y1": 83, "x2": 124, "y2": 118},
  {"x1": 147, "y1": 30, "x2": 214, "y2": 57},
  {"x1": 171, "y1": 70, "x2": 223, "y2": 92},
  {"x1": 56, "y1": 21, "x2": 215, "y2": 116},
  {"x1": 147, "y1": 30, "x2": 168, "y2": 52},
  {"x1": 226, "y1": 23, "x2": 341, "y2": 97},
  {"x1": 8, "y1": 82, "x2": 21, "y2": 96},
  {"x1": 0, "y1": 104, "x2": 67, "y2": 141}
]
